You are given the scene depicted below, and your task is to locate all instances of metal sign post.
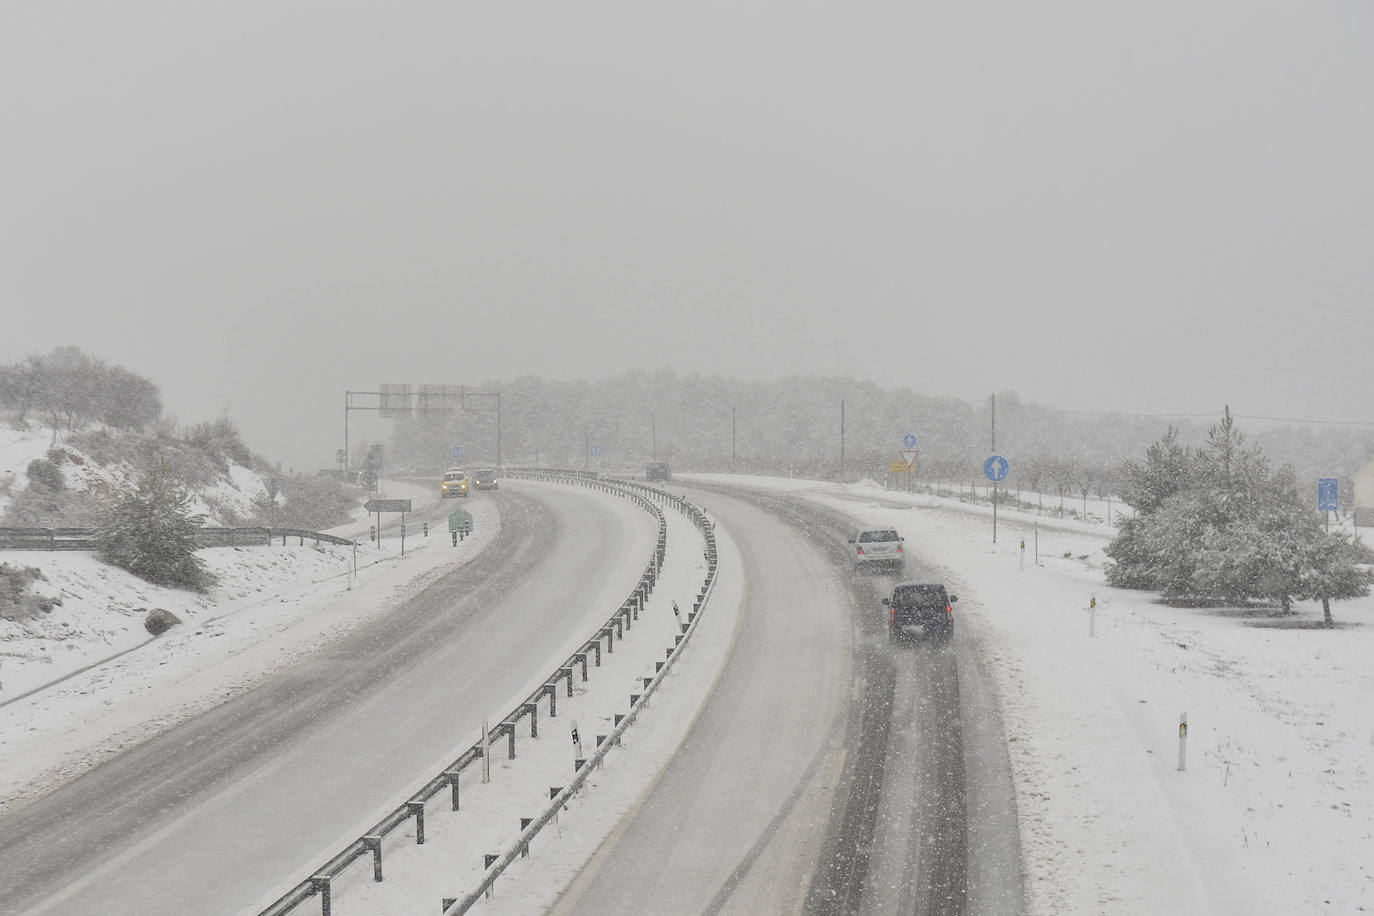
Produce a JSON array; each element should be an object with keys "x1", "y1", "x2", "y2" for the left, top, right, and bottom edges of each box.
[
  {"x1": 984, "y1": 455, "x2": 1009, "y2": 543},
  {"x1": 364, "y1": 499, "x2": 414, "y2": 552}
]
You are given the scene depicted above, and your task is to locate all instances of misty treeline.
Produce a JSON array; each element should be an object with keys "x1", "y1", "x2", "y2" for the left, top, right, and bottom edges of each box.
[
  {"x1": 1, "y1": 347, "x2": 355, "y2": 532},
  {"x1": 1106, "y1": 413, "x2": 1369, "y2": 623},
  {"x1": 383, "y1": 372, "x2": 1374, "y2": 505}
]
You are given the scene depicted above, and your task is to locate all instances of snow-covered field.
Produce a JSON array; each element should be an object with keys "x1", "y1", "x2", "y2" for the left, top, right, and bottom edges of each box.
[{"x1": 3, "y1": 463, "x2": 1371, "y2": 914}]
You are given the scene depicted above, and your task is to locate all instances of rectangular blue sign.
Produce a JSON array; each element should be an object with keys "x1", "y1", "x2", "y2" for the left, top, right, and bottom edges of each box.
[{"x1": 1318, "y1": 478, "x2": 1339, "y2": 511}]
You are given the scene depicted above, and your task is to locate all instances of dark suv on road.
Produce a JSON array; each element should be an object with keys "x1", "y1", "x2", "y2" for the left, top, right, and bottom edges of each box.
[{"x1": 884, "y1": 583, "x2": 957, "y2": 642}]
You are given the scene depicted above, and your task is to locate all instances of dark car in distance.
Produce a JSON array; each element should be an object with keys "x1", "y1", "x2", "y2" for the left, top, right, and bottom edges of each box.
[
  {"x1": 646, "y1": 463, "x2": 672, "y2": 482},
  {"x1": 884, "y1": 582, "x2": 957, "y2": 642},
  {"x1": 472, "y1": 468, "x2": 499, "y2": 491}
]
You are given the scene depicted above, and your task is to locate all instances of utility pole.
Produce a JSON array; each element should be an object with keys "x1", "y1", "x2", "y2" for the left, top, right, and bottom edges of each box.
[
  {"x1": 840, "y1": 399, "x2": 845, "y2": 477},
  {"x1": 992, "y1": 393, "x2": 998, "y2": 543},
  {"x1": 732, "y1": 404, "x2": 737, "y2": 472}
]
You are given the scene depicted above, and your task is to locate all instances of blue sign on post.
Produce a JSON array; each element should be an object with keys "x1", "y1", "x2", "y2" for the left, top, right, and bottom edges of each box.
[
  {"x1": 903, "y1": 434, "x2": 917, "y2": 449},
  {"x1": 1318, "y1": 478, "x2": 1339, "y2": 511},
  {"x1": 590, "y1": 445, "x2": 603, "y2": 458},
  {"x1": 984, "y1": 455, "x2": 1010, "y2": 482},
  {"x1": 452, "y1": 446, "x2": 464, "y2": 459}
]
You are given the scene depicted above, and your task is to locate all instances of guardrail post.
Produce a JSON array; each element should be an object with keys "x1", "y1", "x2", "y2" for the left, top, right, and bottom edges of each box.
[
  {"x1": 574, "y1": 652, "x2": 588, "y2": 681},
  {"x1": 505, "y1": 723, "x2": 517, "y2": 760},
  {"x1": 523, "y1": 701, "x2": 538, "y2": 738},
  {"x1": 408, "y1": 801, "x2": 426, "y2": 844},
  {"x1": 602, "y1": 625, "x2": 615, "y2": 651},
  {"x1": 560, "y1": 667, "x2": 574, "y2": 697},
  {"x1": 544, "y1": 682, "x2": 558, "y2": 717},
  {"x1": 363, "y1": 835, "x2": 383, "y2": 881},
  {"x1": 520, "y1": 818, "x2": 533, "y2": 856},
  {"x1": 590, "y1": 640, "x2": 602, "y2": 667},
  {"x1": 484, "y1": 854, "x2": 499, "y2": 897},
  {"x1": 311, "y1": 875, "x2": 332, "y2": 916},
  {"x1": 445, "y1": 769, "x2": 461, "y2": 811}
]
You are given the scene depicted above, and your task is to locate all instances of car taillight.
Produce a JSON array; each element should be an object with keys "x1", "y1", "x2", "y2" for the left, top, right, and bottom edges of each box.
[
  {"x1": 856, "y1": 547, "x2": 864, "y2": 555},
  {"x1": 896, "y1": 545, "x2": 902, "y2": 553},
  {"x1": 946, "y1": 604, "x2": 953, "y2": 620}
]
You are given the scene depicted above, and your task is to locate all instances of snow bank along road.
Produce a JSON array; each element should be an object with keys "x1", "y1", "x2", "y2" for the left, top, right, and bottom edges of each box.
[
  {"x1": 0, "y1": 481, "x2": 657, "y2": 916},
  {"x1": 549, "y1": 483, "x2": 1022, "y2": 915}
]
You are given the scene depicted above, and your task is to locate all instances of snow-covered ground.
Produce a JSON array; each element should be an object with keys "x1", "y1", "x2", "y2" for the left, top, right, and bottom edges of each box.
[{"x1": 4, "y1": 465, "x2": 1371, "y2": 914}]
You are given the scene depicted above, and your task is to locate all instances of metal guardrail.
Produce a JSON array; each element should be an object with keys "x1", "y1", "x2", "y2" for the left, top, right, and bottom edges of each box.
[
  {"x1": 441, "y1": 472, "x2": 718, "y2": 914},
  {"x1": 0, "y1": 526, "x2": 356, "y2": 550},
  {"x1": 256, "y1": 469, "x2": 694, "y2": 916}
]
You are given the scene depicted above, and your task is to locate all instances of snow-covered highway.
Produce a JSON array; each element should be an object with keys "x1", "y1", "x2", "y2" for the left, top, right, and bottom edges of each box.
[
  {"x1": 0, "y1": 481, "x2": 657, "y2": 915},
  {"x1": 548, "y1": 484, "x2": 1021, "y2": 916}
]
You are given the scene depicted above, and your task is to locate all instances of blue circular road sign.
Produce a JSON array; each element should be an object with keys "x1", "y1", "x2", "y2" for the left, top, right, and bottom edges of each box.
[
  {"x1": 903, "y1": 433, "x2": 917, "y2": 449},
  {"x1": 984, "y1": 454, "x2": 1010, "y2": 482}
]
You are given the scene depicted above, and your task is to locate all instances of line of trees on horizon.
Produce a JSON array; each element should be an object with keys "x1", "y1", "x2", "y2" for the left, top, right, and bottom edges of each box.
[{"x1": 378, "y1": 371, "x2": 1374, "y2": 509}]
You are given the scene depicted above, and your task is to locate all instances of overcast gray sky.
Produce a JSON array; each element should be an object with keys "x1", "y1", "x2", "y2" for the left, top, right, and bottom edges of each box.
[{"x1": 3, "y1": 2, "x2": 1371, "y2": 469}]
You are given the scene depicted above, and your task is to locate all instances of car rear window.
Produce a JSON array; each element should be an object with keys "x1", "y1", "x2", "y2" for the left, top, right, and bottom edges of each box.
[
  {"x1": 858, "y1": 530, "x2": 899, "y2": 543},
  {"x1": 891, "y1": 585, "x2": 948, "y2": 608}
]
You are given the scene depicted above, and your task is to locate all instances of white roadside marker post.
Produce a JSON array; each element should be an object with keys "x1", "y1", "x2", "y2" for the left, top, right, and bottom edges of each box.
[{"x1": 1178, "y1": 714, "x2": 1188, "y2": 771}]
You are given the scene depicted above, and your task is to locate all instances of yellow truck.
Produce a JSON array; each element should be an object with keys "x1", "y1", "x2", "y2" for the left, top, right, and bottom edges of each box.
[{"x1": 440, "y1": 467, "x2": 470, "y2": 498}]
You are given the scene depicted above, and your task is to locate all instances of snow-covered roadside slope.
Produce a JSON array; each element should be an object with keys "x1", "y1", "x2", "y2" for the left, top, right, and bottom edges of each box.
[
  {"x1": 0, "y1": 487, "x2": 499, "y2": 816},
  {"x1": 690, "y1": 474, "x2": 1374, "y2": 915},
  {"x1": 0, "y1": 424, "x2": 277, "y2": 524}
]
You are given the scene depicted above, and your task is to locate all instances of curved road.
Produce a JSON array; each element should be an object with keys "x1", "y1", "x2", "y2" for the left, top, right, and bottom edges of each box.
[
  {"x1": 550, "y1": 484, "x2": 1023, "y2": 915},
  {"x1": 0, "y1": 480, "x2": 656, "y2": 916}
]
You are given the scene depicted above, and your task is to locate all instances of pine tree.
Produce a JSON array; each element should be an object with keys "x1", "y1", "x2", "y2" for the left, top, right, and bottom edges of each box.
[
  {"x1": 1300, "y1": 531, "x2": 1371, "y2": 626},
  {"x1": 96, "y1": 465, "x2": 216, "y2": 592},
  {"x1": 1107, "y1": 409, "x2": 1369, "y2": 617}
]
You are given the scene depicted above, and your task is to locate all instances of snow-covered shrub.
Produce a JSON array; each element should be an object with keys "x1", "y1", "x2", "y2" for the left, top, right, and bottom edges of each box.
[
  {"x1": 0, "y1": 563, "x2": 61, "y2": 621},
  {"x1": 96, "y1": 466, "x2": 217, "y2": 593}
]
